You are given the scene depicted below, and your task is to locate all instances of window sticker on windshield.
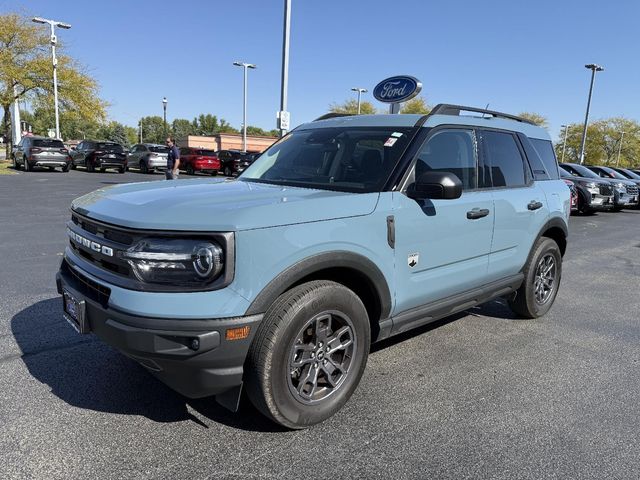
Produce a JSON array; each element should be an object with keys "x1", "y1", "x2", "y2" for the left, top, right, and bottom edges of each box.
[
  {"x1": 384, "y1": 137, "x2": 398, "y2": 147},
  {"x1": 391, "y1": 132, "x2": 403, "y2": 138}
]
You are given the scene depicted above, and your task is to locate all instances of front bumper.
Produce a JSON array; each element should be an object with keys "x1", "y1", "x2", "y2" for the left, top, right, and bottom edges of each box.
[{"x1": 56, "y1": 262, "x2": 262, "y2": 399}]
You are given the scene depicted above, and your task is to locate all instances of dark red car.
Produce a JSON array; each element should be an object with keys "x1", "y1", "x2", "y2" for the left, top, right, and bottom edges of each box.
[{"x1": 179, "y1": 147, "x2": 221, "y2": 175}]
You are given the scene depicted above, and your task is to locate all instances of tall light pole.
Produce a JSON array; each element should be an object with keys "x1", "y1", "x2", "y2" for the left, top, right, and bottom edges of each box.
[
  {"x1": 616, "y1": 131, "x2": 625, "y2": 166},
  {"x1": 32, "y1": 17, "x2": 71, "y2": 140},
  {"x1": 579, "y1": 63, "x2": 604, "y2": 164},
  {"x1": 162, "y1": 97, "x2": 167, "y2": 136},
  {"x1": 233, "y1": 61, "x2": 257, "y2": 152},
  {"x1": 560, "y1": 124, "x2": 569, "y2": 162},
  {"x1": 351, "y1": 87, "x2": 368, "y2": 114},
  {"x1": 279, "y1": 0, "x2": 292, "y2": 137}
]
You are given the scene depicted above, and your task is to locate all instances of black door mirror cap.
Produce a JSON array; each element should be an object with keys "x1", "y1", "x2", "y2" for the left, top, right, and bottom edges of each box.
[{"x1": 407, "y1": 171, "x2": 463, "y2": 200}]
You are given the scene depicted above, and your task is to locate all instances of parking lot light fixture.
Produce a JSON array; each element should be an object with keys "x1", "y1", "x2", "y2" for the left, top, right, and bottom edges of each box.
[
  {"x1": 579, "y1": 63, "x2": 604, "y2": 165},
  {"x1": 351, "y1": 88, "x2": 368, "y2": 115},
  {"x1": 233, "y1": 62, "x2": 257, "y2": 153},
  {"x1": 616, "y1": 131, "x2": 625, "y2": 166},
  {"x1": 560, "y1": 124, "x2": 568, "y2": 162},
  {"x1": 162, "y1": 97, "x2": 168, "y2": 136},
  {"x1": 32, "y1": 16, "x2": 72, "y2": 140}
]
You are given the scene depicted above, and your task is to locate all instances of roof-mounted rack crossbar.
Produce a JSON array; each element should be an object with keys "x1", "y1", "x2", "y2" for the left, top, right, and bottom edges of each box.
[
  {"x1": 313, "y1": 113, "x2": 354, "y2": 121},
  {"x1": 429, "y1": 104, "x2": 536, "y2": 125}
]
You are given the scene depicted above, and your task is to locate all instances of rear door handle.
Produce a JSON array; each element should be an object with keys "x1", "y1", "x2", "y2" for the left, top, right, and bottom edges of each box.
[
  {"x1": 467, "y1": 208, "x2": 490, "y2": 220},
  {"x1": 527, "y1": 201, "x2": 543, "y2": 211}
]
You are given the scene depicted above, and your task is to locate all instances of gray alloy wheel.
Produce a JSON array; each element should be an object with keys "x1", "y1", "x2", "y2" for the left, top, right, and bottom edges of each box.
[
  {"x1": 246, "y1": 280, "x2": 370, "y2": 429},
  {"x1": 287, "y1": 311, "x2": 357, "y2": 404},
  {"x1": 508, "y1": 236, "x2": 562, "y2": 318},
  {"x1": 23, "y1": 156, "x2": 31, "y2": 171}
]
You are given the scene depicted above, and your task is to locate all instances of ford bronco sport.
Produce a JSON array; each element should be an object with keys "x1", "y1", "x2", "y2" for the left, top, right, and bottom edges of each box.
[{"x1": 56, "y1": 104, "x2": 570, "y2": 429}]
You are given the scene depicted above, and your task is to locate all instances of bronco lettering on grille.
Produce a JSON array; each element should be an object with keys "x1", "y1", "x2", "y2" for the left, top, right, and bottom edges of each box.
[{"x1": 67, "y1": 227, "x2": 114, "y2": 257}]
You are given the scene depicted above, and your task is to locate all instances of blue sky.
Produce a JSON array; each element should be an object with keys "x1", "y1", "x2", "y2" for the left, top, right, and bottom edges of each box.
[{"x1": 5, "y1": 0, "x2": 640, "y2": 139}]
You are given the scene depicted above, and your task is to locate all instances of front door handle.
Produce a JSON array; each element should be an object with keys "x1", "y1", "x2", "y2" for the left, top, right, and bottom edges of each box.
[
  {"x1": 467, "y1": 208, "x2": 490, "y2": 220},
  {"x1": 528, "y1": 201, "x2": 543, "y2": 211}
]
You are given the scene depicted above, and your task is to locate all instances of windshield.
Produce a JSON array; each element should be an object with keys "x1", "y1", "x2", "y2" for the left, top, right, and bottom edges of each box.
[
  {"x1": 96, "y1": 142, "x2": 123, "y2": 152},
  {"x1": 618, "y1": 168, "x2": 640, "y2": 180},
  {"x1": 600, "y1": 166, "x2": 628, "y2": 180},
  {"x1": 240, "y1": 126, "x2": 416, "y2": 192},
  {"x1": 149, "y1": 146, "x2": 170, "y2": 153},
  {"x1": 565, "y1": 163, "x2": 601, "y2": 179},
  {"x1": 33, "y1": 139, "x2": 64, "y2": 148}
]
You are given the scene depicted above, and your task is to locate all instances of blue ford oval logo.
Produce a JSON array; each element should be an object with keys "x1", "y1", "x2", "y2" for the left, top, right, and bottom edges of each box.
[{"x1": 373, "y1": 76, "x2": 422, "y2": 103}]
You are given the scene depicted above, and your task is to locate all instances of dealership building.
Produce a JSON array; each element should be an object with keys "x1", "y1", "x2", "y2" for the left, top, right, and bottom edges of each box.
[{"x1": 176, "y1": 133, "x2": 277, "y2": 153}]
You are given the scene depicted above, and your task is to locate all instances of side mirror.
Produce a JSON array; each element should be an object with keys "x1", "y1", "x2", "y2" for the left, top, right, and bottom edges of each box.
[{"x1": 407, "y1": 171, "x2": 463, "y2": 200}]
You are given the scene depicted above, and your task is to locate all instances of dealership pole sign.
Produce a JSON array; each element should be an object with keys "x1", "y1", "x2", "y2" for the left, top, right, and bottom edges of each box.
[{"x1": 373, "y1": 75, "x2": 422, "y2": 114}]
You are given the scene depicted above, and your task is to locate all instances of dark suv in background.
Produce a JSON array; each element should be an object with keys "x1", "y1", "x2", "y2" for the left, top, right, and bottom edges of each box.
[
  {"x1": 71, "y1": 141, "x2": 127, "y2": 173},
  {"x1": 558, "y1": 166, "x2": 614, "y2": 213},
  {"x1": 585, "y1": 165, "x2": 639, "y2": 208},
  {"x1": 12, "y1": 136, "x2": 71, "y2": 172},
  {"x1": 218, "y1": 150, "x2": 251, "y2": 177},
  {"x1": 560, "y1": 162, "x2": 630, "y2": 211}
]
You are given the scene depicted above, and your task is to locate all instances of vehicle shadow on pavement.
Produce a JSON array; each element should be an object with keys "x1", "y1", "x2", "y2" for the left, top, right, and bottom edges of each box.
[{"x1": 11, "y1": 298, "x2": 281, "y2": 432}]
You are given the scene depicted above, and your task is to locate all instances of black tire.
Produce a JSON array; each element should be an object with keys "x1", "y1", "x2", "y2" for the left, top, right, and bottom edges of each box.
[
  {"x1": 224, "y1": 166, "x2": 232, "y2": 177},
  {"x1": 118, "y1": 167, "x2": 125, "y2": 174},
  {"x1": 508, "y1": 237, "x2": 562, "y2": 319},
  {"x1": 62, "y1": 164, "x2": 69, "y2": 172},
  {"x1": 140, "y1": 160, "x2": 148, "y2": 174},
  {"x1": 12, "y1": 155, "x2": 19, "y2": 170},
  {"x1": 70, "y1": 161, "x2": 76, "y2": 170},
  {"x1": 23, "y1": 156, "x2": 31, "y2": 172},
  {"x1": 186, "y1": 164, "x2": 195, "y2": 175},
  {"x1": 48, "y1": 166, "x2": 55, "y2": 171},
  {"x1": 245, "y1": 280, "x2": 370, "y2": 429},
  {"x1": 100, "y1": 167, "x2": 106, "y2": 173}
]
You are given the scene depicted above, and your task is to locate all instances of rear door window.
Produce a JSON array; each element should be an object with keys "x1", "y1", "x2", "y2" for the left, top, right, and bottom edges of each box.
[{"x1": 482, "y1": 131, "x2": 527, "y2": 188}]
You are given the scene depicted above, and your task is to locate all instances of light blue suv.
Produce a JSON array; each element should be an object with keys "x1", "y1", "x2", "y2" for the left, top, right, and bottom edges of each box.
[{"x1": 56, "y1": 104, "x2": 570, "y2": 429}]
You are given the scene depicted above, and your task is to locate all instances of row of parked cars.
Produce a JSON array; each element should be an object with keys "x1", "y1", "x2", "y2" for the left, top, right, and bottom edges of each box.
[
  {"x1": 559, "y1": 162, "x2": 640, "y2": 214},
  {"x1": 11, "y1": 136, "x2": 261, "y2": 176}
]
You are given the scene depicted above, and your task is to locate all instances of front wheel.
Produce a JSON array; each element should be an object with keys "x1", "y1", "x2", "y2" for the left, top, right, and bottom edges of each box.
[
  {"x1": 24, "y1": 156, "x2": 31, "y2": 172},
  {"x1": 186, "y1": 164, "x2": 195, "y2": 175},
  {"x1": 508, "y1": 237, "x2": 562, "y2": 319},
  {"x1": 246, "y1": 280, "x2": 370, "y2": 429},
  {"x1": 224, "y1": 166, "x2": 232, "y2": 177}
]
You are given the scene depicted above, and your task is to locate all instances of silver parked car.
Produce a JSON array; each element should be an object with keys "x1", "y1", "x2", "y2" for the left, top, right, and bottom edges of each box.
[
  {"x1": 12, "y1": 136, "x2": 72, "y2": 172},
  {"x1": 127, "y1": 143, "x2": 169, "y2": 173}
]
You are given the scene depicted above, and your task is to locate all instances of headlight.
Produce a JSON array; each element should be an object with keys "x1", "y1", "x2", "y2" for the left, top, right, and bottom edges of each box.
[
  {"x1": 579, "y1": 181, "x2": 597, "y2": 189},
  {"x1": 121, "y1": 238, "x2": 224, "y2": 286},
  {"x1": 615, "y1": 182, "x2": 625, "y2": 189}
]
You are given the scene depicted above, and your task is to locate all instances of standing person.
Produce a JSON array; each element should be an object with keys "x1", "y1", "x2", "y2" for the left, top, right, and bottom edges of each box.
[{"x1": 165, "y1": 137, "x2": 180, "y2": 180}]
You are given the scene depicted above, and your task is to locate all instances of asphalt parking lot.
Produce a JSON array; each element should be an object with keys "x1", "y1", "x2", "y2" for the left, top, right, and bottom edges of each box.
[{"x1": 1, "y1": 167, "x2": 639, "y2": 479}]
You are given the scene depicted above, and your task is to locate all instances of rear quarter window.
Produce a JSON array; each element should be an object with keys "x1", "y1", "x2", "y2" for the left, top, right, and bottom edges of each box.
[{"x1": 530, "y1": 138, "x2": 559, "y2": 180}]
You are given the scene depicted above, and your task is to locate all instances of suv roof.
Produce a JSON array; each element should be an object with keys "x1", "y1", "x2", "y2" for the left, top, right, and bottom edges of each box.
[{"x1": 306, "y1": 103, "x2": 550, "y2": 141}]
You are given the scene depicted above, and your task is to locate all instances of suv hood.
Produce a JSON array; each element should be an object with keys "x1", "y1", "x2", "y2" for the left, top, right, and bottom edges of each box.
[{"x1": 71, "y1": 178, "x2": 379, "y2": 231}]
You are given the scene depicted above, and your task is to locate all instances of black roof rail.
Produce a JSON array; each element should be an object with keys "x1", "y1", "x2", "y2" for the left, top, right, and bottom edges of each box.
[
  {"x1": 429, "y1": 104, "x2": 536, "y2": 125},
  {"x1": 313, "y1": 113, "x2": 354, "y2": 121}
]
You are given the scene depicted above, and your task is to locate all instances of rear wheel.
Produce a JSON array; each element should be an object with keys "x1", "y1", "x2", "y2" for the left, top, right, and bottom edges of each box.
[
  {"x1": 118, "y1": 166, "x2": 125, "y2": 174},
  {"x1": 224, "y1": 166, "x2": 232, "y2": 177},
  {"x1": 577, "y1": 193, "x2": 593, "y2": 214},
  {"x1": 186, "y1": 164, "x2": 195, "y2": 175},
  {"x1": 508, "y1": 237, "x2": 562, "y2": 319},
  {"x1": 246, "y1": 280, "x2": 370, "y2": 429},
  {"x1": 140, "y1": 160, "x2": 148, "y2": 174},
  {"x1": 62, "y1": 164, "x2": 69, "y2": 172}
]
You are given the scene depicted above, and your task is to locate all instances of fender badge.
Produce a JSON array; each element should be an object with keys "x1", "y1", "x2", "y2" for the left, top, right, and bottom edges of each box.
[{"x1": 408, "y1": 253, "x2": 419, "y2": 268}]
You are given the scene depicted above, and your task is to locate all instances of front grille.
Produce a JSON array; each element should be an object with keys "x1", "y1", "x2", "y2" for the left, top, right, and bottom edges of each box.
[
  {"x1": 69, "y1": 214, "x2": 134, "y2": 278},
  {"x1": 599, "y1": 184, "x2": 613, "y2": 195},
  {"x1": 61, "y1": 259, "x2": 111, "y2": 307},
  {"x1": 626, "y1": 185, "x2": 639, "y2": 196}
]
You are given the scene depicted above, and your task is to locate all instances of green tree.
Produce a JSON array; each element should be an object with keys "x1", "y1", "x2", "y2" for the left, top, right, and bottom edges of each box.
[
  {"x1": 329, "y1": 99, "x2": 377, "y2": 115},
  {"x1": 554, "y1": 118, "x2": 640, "y2": 167},
  {"x1": 96, "y1": 121, "x2": 135, "y2": 146},
  {"x1": 400, "y1": 96, "x2": 431, "y2": 114},
  {"x1": 139, "y1": 115, "x2": 165, "y2": 144},
  {"x1": 0, "y1": 13, "x2": 106, "y2": 155},
  {"x1": 192, "y1": 114, "x2": 237, "y2": 135},
  {"x1": 171, "y1": 118, "x2": 194, "y2": 139},
  {"x1": 518, "y1": 112, "x2": 549, "y2": 128}
]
